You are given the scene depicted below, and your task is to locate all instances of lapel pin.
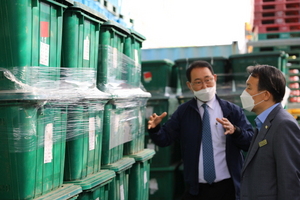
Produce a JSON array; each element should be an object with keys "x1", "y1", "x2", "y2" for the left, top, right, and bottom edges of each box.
[{"x1": 265, "y1": 125, "x2": 268, "y2": 129}]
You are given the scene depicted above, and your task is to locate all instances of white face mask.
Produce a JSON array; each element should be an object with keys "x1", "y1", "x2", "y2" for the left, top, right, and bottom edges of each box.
[
  {"x1": 240, "y1": 90, "x2": 265, "y2": 112},
  {"x1": 193, "y1": 86, "x2": 216, "y2": 102}
]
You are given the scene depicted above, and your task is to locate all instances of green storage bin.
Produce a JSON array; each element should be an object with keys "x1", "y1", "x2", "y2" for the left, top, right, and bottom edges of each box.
[
  {"x1": 229, "y1": 51, "x2": 289, "y2": 93},
  {"x1": 149, "y1": 163, "x2": 185, "y2": 200},
  {"x1": 125, "y1": 149, "x2": 155, "y2": 200},
  {"x1": 102, "y1": 157, "x2": 135, "y2": 200},
  {"x1": 0, "y1": 0, "x2": 70, "y2": 90},
  {"x1": 64, "y1": 170, "x2": 116, "y2": 200},
  {"x1": 34, "y1": 184, "x2": 82, "y2": 200},
  {"x1": 145, "y1": 134, "x2": 181, "y2": 168},
  {"x1": 97, "y1": 20, "x2": 131, "y2": 92},
  {"x1": 174, "y1": 57, "x2": 229, "y2": 95},
  {"x1": 144, "y1": 96, "x2": 181, "y2": 167},
  {"x1": 170, "y1": 64, "x2": 182, "y2": 95},
  {"x1": 124, "y1": 29, "x2": 146, "y2": 87},
  {"x1": 123, "y1": 97, "x2": 150, "y2": 155},
  {"x1": 0, "y1": 99, "x2": 67, "y2": 200},
  {"x1": 61, "y1": 2, "x2": 107, "y2": 70},
  {"x1": 141, "y1": 59, "x2": 175, "y2": 96},
  {"x1": 64, "y1": 99, "x2": 110, "y2": 181},
  {"x1": 102, "y1": 99, "x2": 140, "y2": 165}
]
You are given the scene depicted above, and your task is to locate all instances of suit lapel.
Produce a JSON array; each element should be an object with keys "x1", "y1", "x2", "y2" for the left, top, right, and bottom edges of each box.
[{"x1": 241, "y1": 104, "x2": 281, "y2": 174}]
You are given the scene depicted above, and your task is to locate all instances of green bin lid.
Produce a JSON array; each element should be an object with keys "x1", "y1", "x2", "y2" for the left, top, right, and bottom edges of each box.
[
  {"x1": 129, "y1": 29, "x2": 146, "y2": 42},
  {"x1": 150, "y1": 162, "x2": 182, "y2": 171},
  {"x1": 70, "y1": 1, "x2": 108, "y2": 22},
  {"x1": 60, "y1": 0, "x2": 74, "y2": 5},
  {"x1": 64, "y1": 170, "x2": 116, "y2": 190},
  {"x1": 102, "y1": 20, "x2": 131, "y2": 36},
  {"x1": 34, "y1": 184, "x2": 82, "y2": 200},
  {"x1": 174, "y1": 56, "x2": 228, "y2": 63},
  {"x1": 142, "y1": 59, "x2": 175, "y2": 66},
  {"x1": 102, "y1": 157, "x2": 135, "y2": 173},
  {"x1": 229, "y1": 51, "x2": 288, "y2": 59},
  {"x1": 125, "y1": 148, "x2": 155, "y2": 162},
  {"x1": 149, "y1": 96, "x2": 170, "y2": 100}
]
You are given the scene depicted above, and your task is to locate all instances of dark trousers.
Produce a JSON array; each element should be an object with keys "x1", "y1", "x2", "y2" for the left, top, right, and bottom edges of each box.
[{"x1": 181, "y1": 178, "x2": 235, "y2": 200}]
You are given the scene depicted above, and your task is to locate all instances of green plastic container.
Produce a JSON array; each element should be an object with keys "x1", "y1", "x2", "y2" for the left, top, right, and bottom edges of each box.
[
  {"x1": 125, "y1": 149, "x2": 155, "y2": 200},
  {"x1": 174, "y1": 57, "x2": 229, "y2": 95},
  {"x1": 34, "y1": 184, "x2": 82, "y2": 200},
  {"x1": 64, "y1": 100, "x2": 110, "y2": 181},
  {"x1": 123, "y1": 97, "x2": 149, "y2": 155},
  {"x1": 149, "y1": 163, "x2": 185, "y2": 200},
  {"x1": 0, "y1": 100, "x2": 67, "y2": 200},
  {"x1": 64, "y1": 170, "x2": 116, "y2": 200},
  {"x1": 61, "y1": 2, "x2": 107, "y2": 70},
  {"x1": 0, "y1": 0, "x2": 70, "y2": 90},
  {"x1": 97, "y1": 20, "x2": 131, "y2": 92},
  {"x1": 102, "y1": 157, "x2": 135, "y2": 200},
  {"x1": 229, "y1": 51, "x2": 289, "y2": 93},
  {"x1": 141, "y1": 59, "x2": 175, "y2": 96},
  {"x1": 124, "y1": 29, "x2": 146, "y2": 87},
  {"x1": 102, "y1": 99, "x2": 141, "y2": 165},
  {"x1": 144, "y1": 96, "x2": 181, "y2": 167}
]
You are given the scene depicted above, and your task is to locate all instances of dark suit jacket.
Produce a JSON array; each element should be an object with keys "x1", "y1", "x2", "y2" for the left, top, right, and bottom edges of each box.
[
  {"x1": 240, "y1": 104, "x2": 300, "y2": 200},
  {"x1": 149, "y1": 95, "x2": 254, "y2": 199}
]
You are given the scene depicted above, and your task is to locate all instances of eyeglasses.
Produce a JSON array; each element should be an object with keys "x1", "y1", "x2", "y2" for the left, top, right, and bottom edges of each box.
[{"x1": 191, "y1": 77, "x2": 214, "y2": 87}]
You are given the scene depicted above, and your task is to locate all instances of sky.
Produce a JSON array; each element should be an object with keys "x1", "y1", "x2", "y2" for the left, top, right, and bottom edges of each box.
[{"x1": 121, "y1": 0, "x2": 253, "y2": 52}]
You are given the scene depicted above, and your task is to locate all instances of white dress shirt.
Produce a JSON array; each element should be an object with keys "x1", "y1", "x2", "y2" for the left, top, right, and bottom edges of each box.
[{"x1": 197, "y1": 96, "x2": 231, "y2": 183}]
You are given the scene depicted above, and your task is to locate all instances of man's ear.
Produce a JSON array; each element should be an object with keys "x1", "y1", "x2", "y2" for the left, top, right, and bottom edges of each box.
[
  {"x1": 264, "y1": 90, "x2": 271, "y2": 101},
  {"x1": 186, "y1": 81, "x2": 193, "y2": 91}
]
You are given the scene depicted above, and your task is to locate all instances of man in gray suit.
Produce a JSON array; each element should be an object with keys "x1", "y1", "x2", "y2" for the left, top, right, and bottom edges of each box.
[{"x1": 239, "y1": 64, "x2": 300, "y2": 199}]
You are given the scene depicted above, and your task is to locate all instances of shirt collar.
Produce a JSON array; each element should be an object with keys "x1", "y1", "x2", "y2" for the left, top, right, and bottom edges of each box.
[
  {"x1": 255, "y1": 103, "x2": 279, "y2": 130},
  {"x1": 197, "y1": 95, "x2": 216, "y2": 110}
]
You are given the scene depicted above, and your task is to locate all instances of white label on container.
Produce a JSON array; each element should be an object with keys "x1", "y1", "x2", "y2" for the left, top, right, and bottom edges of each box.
[
  {"x1": 134, "y1": 49, "x2": 139, "y2": 66},
  {"x1": 113, "y1": 47, "x2": 118, "y2": 69},
  {"x1": 40, "y1": 41, "x2": 49, "y2": 66},
  {"x1": 89, "y1": 117, "x2": 96, "y2": 151},
  {"x1": 110, "y1": 113, "x2": 120, "y2": 149},
  {"x1": 147, "y1": 143, "x2": 155, "y2": 150},
  {"x1": 95, "y1": 198, "x2": 99, "y2": 200},
  {"x1": 149, "y1": 178, "x2": 158, "y2": 195},
  {"x1": 144, "y1": 171, "x2": 148, "y2": 188},
  {"x1": 120, "y1": 184, "x2": 125, "y2": 200},
  {"x1": 84, "y1": 36, "x2": 90, "y2": 60},
  {"x1": 44, "y1": 123, "x2": 53, "y2": 163},
  {"x1": 146, "y1": 107, "x2": 154, "y2": 120}
]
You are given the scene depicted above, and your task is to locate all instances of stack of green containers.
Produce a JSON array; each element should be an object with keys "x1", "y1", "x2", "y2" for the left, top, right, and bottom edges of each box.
[
  {"x1": 60, "y1": 2, "x2": 120, "y2": 200},
  {"x1": 97, "y1": 19, "x2": 154, "y2": 200},
  {"x1": 141, "y1": 59, "x2": 183, "y2": 200},
  {"x1": 0, "y1": 0, "x2": 82, "y2": 199},
  {"x1": 123, "y1": 29, "x2": 156, "y2": 200}
]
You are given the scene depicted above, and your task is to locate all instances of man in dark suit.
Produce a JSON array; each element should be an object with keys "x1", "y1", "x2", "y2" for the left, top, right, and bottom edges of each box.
[
  {"x1": 148, "y1": 60, "x2": 254, "y2": 200},
  {"x1": 240, "y1": 64, "x2": 300, "y2": 199}
]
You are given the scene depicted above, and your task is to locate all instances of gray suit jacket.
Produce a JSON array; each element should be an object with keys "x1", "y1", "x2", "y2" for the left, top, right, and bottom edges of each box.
[{"x1": 240, "y1": 104, "x2": 300, "y2": 200}]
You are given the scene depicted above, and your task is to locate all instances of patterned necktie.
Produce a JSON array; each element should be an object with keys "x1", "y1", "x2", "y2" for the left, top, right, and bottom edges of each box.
[{"x1": 202, "y1": 103, "x2": 216, "y2": 184}]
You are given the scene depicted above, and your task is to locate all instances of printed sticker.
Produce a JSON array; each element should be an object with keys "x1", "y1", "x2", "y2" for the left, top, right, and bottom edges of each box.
[
  {"x1": 44, "y1": 123, "x2": 53, "y2": 163},
  {"x1": 120, "y1": 184, "x2": 124, "y2": 200},
  {"x1": 89, "y1": 117, "x2": 95, "y2": 151},
  {"x1": 134, "y1": 49, "x2": 139, "y2": 66},
  {"x1": 143, "y1": 71, "x2": 152, "y2": 82},
  {"x1": 84, "y1": 36, "x2": 90, "y2": 60},
  {"x1": 40, "y1": 42, "x2": 49, "y2": 66}
]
